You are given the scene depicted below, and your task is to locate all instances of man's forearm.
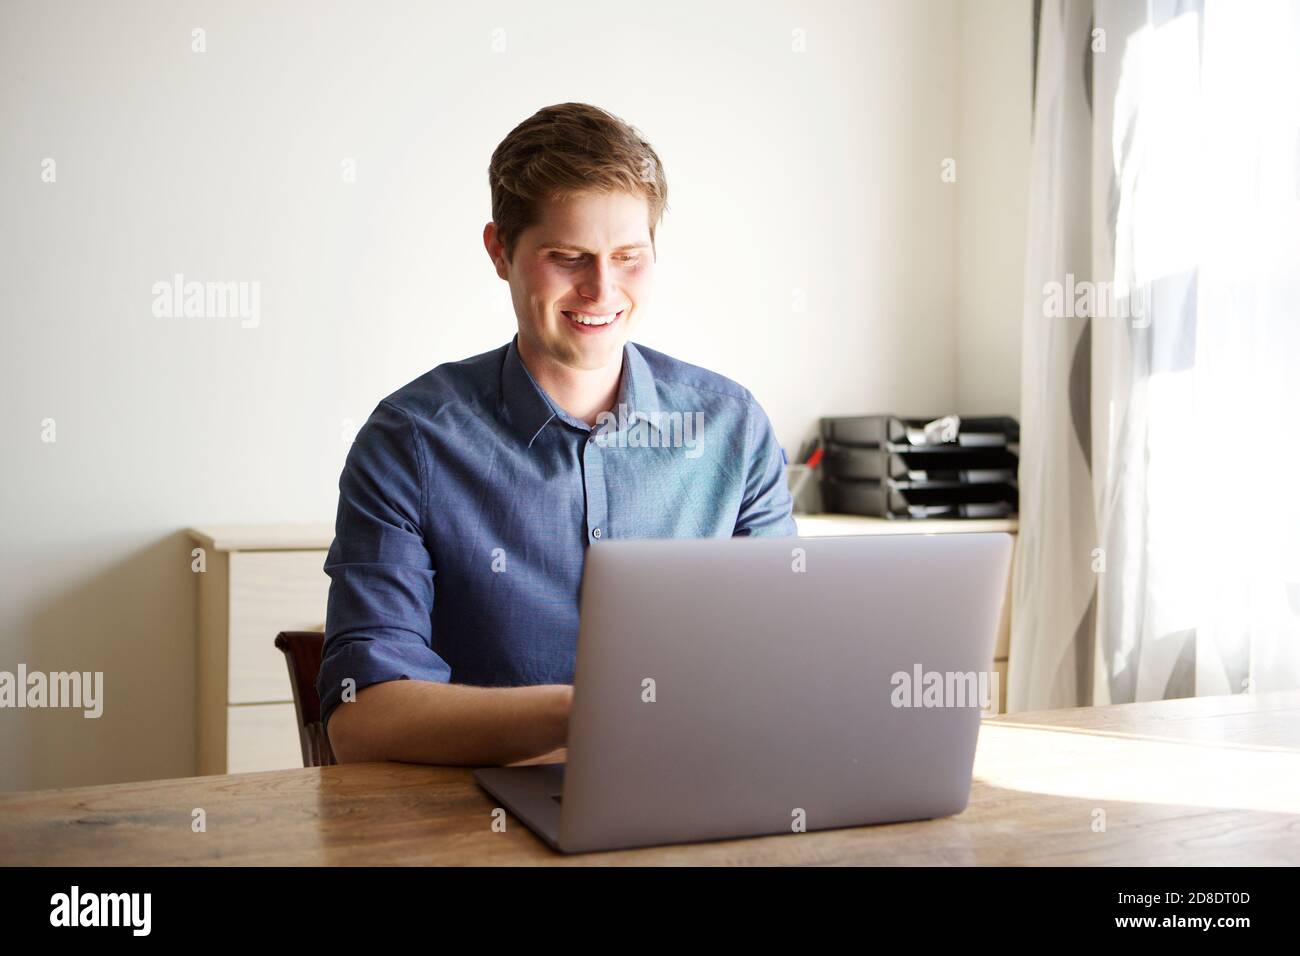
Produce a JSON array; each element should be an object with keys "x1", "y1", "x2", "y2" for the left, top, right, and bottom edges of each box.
[{"x1": 325, "y1": 679, "x2": 572, "y2": 766}]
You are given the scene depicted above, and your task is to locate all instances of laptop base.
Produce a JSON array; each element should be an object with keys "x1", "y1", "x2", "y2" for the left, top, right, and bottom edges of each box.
[{"x1": 474, "y1": 763, "x2": 565, "y2": 850}]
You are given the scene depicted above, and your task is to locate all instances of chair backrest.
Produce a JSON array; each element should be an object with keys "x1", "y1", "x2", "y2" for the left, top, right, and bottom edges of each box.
[{"x1": 273, "y1": 630, "x2": 337, "y2": 767}]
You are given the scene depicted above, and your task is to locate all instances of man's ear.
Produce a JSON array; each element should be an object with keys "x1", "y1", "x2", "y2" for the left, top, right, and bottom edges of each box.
[{"x1": 483, "y1": 222, "x2": 510, "y2": 280}]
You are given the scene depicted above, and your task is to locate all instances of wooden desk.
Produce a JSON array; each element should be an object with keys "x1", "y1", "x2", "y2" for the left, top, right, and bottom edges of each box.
[{"x1": 4, "y1": 691, "x2": 1296, "y2": 866}]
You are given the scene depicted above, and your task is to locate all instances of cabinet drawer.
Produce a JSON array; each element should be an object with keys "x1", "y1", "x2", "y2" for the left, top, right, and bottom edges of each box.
[
  {"x1": 226, "y1": 703, "x2": 303, "y2": 773},
  {"x1": 228, "y1": 550, "x2": 329, "y2": 704}
]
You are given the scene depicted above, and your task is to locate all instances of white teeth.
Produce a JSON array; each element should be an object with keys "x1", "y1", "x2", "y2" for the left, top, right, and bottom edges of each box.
[{"x1": 566, "y1": 311, "x2": 618, "y2": 326}]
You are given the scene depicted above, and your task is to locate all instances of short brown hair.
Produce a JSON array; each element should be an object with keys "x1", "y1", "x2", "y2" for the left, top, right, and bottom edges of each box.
[{"x1": 488, "y1": 102, "x2": 669, "y2": 263}]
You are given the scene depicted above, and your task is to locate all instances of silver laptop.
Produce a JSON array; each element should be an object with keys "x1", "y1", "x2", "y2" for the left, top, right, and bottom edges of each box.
[{"x1": 475, "y1": 532, "x2": 1013, "y2": 854}]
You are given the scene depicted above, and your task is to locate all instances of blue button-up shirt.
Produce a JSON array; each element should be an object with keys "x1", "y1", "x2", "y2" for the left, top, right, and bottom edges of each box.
[{"x1": 317, "y1": 335, "x2": 795, "y2": 728}]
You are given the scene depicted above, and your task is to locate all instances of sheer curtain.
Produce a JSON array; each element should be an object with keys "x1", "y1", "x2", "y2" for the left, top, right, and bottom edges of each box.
[{"x1": 1010, "y1": 0, "x2": 1300, "y2": 711}]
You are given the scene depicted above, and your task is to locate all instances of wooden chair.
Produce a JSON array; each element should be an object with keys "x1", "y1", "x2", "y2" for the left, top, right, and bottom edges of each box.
[{"x1": 273, "y1": 631, "x2": 337, "y2": 767}]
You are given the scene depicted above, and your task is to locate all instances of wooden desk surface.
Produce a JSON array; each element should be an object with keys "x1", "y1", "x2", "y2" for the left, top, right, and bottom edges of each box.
[{"x1": 3, "y1": 691, "x2": 1298, "y2": 866}]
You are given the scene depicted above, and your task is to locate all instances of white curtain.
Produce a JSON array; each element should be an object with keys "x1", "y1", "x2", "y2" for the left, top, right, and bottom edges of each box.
[{"x1": 1010, "y1": 0, "x2": 1300, "y2": 711}]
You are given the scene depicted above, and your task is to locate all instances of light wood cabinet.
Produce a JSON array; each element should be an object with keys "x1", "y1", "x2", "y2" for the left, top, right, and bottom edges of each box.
[{"x1": 188, "y1": 525, "x2": 332, "y2": 775}]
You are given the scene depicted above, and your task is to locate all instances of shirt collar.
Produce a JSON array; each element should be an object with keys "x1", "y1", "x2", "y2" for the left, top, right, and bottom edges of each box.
[{"x1": 500, "y1": 334, "x2": 662, "y2": 448}]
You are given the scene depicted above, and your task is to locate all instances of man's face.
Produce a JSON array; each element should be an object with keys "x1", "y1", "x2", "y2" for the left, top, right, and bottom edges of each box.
[{"x1": 488, "y1": 189, "x2": 655, "y2": 373}]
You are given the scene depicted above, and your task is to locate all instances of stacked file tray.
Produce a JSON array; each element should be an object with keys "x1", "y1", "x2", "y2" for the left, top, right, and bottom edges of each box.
[{"x1": 819, "y1": 415, "x2": 1019, "y2": 520}]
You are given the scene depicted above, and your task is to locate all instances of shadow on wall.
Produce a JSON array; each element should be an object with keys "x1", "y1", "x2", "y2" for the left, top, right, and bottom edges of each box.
[{"x1": 8, "y1": 531, "x2": 198, "y2": 793}]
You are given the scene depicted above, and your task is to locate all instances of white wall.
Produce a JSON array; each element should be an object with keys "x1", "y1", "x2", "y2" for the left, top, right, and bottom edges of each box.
[
  {"x1": 0, "y1": 0, "x2": 1027, "y2": 791},
  {"x1": 956, "y1": 0, "x2": 1032, "y2": 416}
]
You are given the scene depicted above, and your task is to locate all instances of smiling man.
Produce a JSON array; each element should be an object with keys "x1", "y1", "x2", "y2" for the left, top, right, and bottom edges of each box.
[{"x1": 320, "y1": 103, "x2": 795, "y2": 766}]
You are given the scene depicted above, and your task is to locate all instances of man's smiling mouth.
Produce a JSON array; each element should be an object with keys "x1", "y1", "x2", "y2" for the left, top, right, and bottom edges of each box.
[{"x1": 562, "y1": 309, "x2": 624, "y2": 330}]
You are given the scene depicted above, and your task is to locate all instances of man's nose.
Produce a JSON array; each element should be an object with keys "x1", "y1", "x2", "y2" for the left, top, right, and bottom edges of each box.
[{"x1": 576, "y1": 259, "x2": 616, "y2": 303}]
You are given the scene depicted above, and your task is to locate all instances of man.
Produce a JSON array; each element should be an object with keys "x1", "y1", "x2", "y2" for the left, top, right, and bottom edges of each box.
[{"x1": 320, "y1": 103, "x2": 795, "y2": 766}]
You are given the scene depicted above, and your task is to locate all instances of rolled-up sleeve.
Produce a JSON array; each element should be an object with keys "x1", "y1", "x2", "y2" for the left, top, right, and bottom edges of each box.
[
  {"x1": 733, "y1": 395, "x2": 798, "y2": 537},
  {"x1": 317, "y1": 399, "x2": 450, "y2": 730}
]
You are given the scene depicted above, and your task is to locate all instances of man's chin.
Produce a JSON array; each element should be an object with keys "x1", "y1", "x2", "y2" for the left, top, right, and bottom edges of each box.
[{"x1": 558, "y1": 322, "x2": 631, "y2": 366}]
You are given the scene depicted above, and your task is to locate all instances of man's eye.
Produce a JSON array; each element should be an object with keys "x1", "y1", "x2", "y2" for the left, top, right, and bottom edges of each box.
[{"x1": 551, "y1": 253, "x2": 639, "y2": 265}]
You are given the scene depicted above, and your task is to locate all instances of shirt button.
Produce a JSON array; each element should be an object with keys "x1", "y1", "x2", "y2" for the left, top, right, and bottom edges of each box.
[{"x1": 592, "y1": 527, "x2": 602, "y2": 539}]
